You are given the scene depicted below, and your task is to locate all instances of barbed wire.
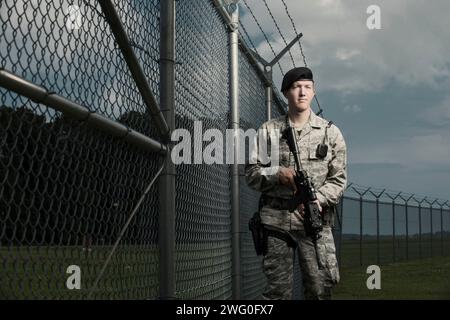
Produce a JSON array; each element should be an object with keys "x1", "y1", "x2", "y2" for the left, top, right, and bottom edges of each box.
[
  {"x1": 279, "y1": 0, "x2": 323, "y2": 116},
  {"x1": 346, "y1": 182, "x2": 450, "y2": 206},
  {"x1": 238, "y1": 19, "x2": 259, "y2": 56},
  {"x1": 279, "y1": 0, "x2": 307, "y2": 67},
  {"x1": 241, "y1": 0, "x2": 284, "y2": 75},
  {"x1": 261, "y1": 0, "x2": 295, "y2": 68},
  {"x1": 240, "y1": 0, "x2": 323, "y2": 116}
]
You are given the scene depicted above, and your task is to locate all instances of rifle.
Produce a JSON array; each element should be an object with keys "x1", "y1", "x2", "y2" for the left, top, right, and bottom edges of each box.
[{"x1": 283, "y1": 126, "x2": 323, "y2": 241}]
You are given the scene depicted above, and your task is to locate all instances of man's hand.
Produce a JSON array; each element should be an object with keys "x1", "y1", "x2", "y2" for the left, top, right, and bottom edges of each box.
[
  {"x1": 278, "y1": 167, "x2": 297, "y2": 192},
  {"x1": 314, "y1": 200, "x2": 322, "y2": 214},
  {"x1": 298, "y1": 200, "x2": 322, "y2": 217}
]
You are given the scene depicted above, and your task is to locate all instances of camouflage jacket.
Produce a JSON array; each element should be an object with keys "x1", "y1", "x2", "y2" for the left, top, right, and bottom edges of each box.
[{"x1": 245, "y1": 111, "x2": 347, "y2": 230}]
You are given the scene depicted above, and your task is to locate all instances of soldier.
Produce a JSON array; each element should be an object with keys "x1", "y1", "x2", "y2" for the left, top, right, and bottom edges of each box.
[{"x1": 245, "y1": 67, "x2": 347, "y2": 300}]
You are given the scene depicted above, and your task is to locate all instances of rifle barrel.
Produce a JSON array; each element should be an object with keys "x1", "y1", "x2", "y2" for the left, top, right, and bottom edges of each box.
[{"x1": 286, "y1": 126, "x2": 303, "y2": 171}]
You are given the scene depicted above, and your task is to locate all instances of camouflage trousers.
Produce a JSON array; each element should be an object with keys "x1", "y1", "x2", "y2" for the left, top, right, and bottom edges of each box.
[{"x1": 262, "y1": 226, "x2": 339, "y2": 300}]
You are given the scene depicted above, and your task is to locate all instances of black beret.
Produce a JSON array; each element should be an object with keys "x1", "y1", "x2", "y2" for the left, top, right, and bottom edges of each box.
[{"x1": 281, "y1": 67, "x2": 314, "y2": 92}]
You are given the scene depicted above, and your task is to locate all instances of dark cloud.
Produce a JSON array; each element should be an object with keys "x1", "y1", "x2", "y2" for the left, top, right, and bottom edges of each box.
[{"x1": 238, "y1": 1, "x2": 450, "y2": 199}]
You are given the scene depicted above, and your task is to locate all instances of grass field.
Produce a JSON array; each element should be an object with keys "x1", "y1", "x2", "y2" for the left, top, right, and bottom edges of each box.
[
  {"x1": 0, "y1": 243, "x2": 231, "y2": 299},
  {"x1": 0, "y1": 245, "x2": 159, "y2": 299},
  {"x1": 334, "y1": 254, "x2": 450, "y2": 299},
  {"x1": 338, "y1": 237, "x2": 450, "y2": 268},
  {"x1": 1, "y1": 238, "x2": 450, "y2": 299}
]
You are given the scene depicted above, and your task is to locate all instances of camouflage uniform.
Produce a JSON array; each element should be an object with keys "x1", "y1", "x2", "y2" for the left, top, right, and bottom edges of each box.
[{"x1": 245, "y1": 111, "x2": 347, "y2": 300}]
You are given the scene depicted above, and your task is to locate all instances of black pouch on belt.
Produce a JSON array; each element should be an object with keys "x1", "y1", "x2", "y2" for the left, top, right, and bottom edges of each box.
[{"x1": 249, "y1": 210, "x2": 267, "y2": 256}]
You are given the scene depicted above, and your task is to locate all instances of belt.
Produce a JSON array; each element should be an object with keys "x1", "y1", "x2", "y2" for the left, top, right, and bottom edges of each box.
[
  {"x1": 262, "y1": 194, "x2": 334, "y2": 227},
  {"x1": 261, "y1": 195, "x2": 292, "y2": 210}
]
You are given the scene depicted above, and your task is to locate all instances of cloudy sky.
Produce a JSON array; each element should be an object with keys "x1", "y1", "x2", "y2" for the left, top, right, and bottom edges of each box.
[{"x1": 239, "y1": 0, "x2": 450, "y2": 201}]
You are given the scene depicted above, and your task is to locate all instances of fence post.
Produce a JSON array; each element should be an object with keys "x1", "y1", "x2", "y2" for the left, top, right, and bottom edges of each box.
[
  {"x1": 338, "y1": 197, "x2": 344, "y2": 268},
  {"x1": 369, "y1": 189, "x2": 385, "y2": 265},
  {"x1": 246, "y1": 34, "x2": 302, "y2": 121},
  {"x1": 227, "y1": 2, "x2": 241, "y2": 300},
  {"x1": 352, "y1": 186, "x2": 370, "y2": 266},
  {"x1": 399, "y1": 194, "x2": 414, "y2": 261},
  {"x1": 386, "y1": 192, "x2": 401, "y2": 263},
  {"x1": 422, "y1": 197, "x2": 431, "y2": 257},
  {"x1": 425, "y1": 198, "x2": 438, "y2": 257},
  {"x1": 337, "y1": 183, "x2": 352, "y2": 269},
  {"x1": 265, "y1": 67, "x2": 272, "y2": 121},
  {"x1": 159, "y1": 0, "x2": 176, "y2": 300},
  {"x1": 413, "y1": 197, "x2": 426, "y2": 260},
  {"x1": 445, "y1": 201, "x2": 450, "y2": 256},
  {"x1": 436, "y1": 200, "x2": 446, "y2": 256}
]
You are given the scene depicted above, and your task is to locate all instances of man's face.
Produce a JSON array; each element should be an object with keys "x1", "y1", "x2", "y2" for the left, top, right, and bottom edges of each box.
[{"x1": 283, "y1": 80, "x2": 315, "y2": 112}]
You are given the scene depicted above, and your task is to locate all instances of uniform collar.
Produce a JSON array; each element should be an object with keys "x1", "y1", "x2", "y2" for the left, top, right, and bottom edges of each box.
[
  {"x1": 285, "y1": 109, "x2": 323, "y2": 130},
  {"x1": 284, "y1": 109, "x2": 321, "y2": 141},
  {"x1": 309, "y1": 111, "x2": 323, "y2": 129}
]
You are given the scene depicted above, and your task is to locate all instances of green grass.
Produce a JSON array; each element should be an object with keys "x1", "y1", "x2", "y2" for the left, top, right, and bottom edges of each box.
[
  {"x1": 0, "y1": 243, "x2": 231, "y2": 299},
  {"x1": 338, "y1": 237, "x2": 450, "y2": 268},
  {"x1": 334, "y1": 254, "x2": 450, "y2": 299},
  {"x1": 0, "y1": 245, "x2": 159, "y2": 299},
  {"x1": 2, "y1": 238, "x2": 450, "y2": 299}
]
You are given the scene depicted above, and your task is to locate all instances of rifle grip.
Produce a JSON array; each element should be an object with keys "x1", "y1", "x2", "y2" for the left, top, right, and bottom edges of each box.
[{"x1": 287, "y1": 194, "x2": 302, "y2": 212}]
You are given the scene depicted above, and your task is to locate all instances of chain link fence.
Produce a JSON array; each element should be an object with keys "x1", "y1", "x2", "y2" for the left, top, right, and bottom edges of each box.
[
  {"x1": 237, "y1": 46, "x2": 295, "y2": 299},
  {"x1": 336, "y1": 186, "x2": 450, "y2": 269},
  {"x1": 0, "y1": 0, "x2": 163, "y2": 299},
  {"x1": 174, "y1": 0, "x2": 232, "y2": 299},
  {"x1": 238, "y1": 49, "x2": 268, "y2": 300},
  {"x1": 0, "y1": 0, "x2": 258, "y2": 300},
  {"x1": 1, "y1": 0, "x2": 450, "y2": 300}
]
